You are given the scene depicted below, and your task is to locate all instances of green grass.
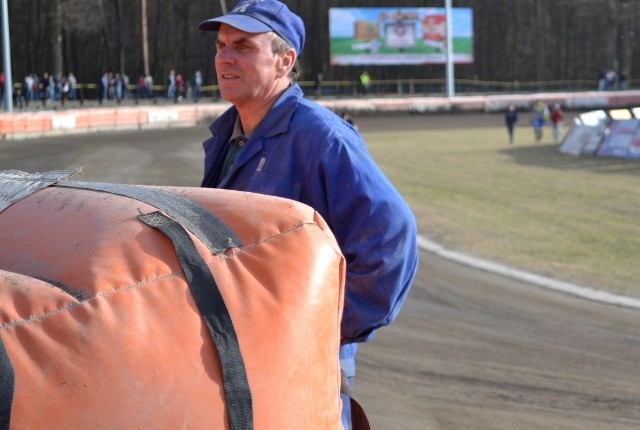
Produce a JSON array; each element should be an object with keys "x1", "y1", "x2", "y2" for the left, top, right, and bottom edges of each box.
[{"x1": 363, "y1": 126, "x2": 640, "y2": 298}]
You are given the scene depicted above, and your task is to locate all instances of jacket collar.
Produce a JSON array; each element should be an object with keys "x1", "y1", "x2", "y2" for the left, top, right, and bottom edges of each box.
[
  {"x1": 210, "y1": 84, "x2": 302, "y2": 187},
  {"x1": 209, "y1": 83, "x2": 302, "y2": 142}
]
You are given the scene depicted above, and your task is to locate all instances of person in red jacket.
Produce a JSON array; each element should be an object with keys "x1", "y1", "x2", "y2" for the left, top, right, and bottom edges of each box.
[{"x1": 551, "y1": 103, "x2": 565, "y2": 143}]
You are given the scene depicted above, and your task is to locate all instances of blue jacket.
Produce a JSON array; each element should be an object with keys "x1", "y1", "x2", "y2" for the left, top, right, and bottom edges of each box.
[{"x1": 202, "y1": 84, "x2": 419, "y2": 368}]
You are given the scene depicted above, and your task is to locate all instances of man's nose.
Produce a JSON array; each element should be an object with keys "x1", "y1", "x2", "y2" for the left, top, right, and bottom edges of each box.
[{"x1": 216, "y1": 47, "x2": 235, "y2": 64}]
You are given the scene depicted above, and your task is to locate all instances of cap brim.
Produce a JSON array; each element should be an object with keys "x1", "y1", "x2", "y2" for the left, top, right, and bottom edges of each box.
[{"x1": 198, "y1": 14, "x2": 272, "y2": 33}]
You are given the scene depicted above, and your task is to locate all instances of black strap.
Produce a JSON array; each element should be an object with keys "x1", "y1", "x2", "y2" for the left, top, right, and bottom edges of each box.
[
  {"x1": 341, "y1": 369, "x2": 372, "y2": 430},
  {"x1": 59, "y1": 181, "x2": 242, "y2": 255},
  {"x1": 0, "y1": 337, "x2": 15, "y2": 430},
  {"x1": 139, "y1": 211, "x2": 253, "y2": 430}
]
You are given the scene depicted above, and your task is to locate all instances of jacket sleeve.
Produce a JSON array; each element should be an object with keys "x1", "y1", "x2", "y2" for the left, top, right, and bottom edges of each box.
[{"x1": 311, "y1": 132, "x2": 419, "y2": 344}]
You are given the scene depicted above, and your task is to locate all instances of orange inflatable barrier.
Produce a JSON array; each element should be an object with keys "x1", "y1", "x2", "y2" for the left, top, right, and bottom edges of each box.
[{"x1": 0, "y1": 170, "x2": 369, "y2": 429}]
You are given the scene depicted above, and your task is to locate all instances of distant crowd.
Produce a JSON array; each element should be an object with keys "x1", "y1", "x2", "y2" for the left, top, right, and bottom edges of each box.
[
  {"x1": 0, "y1": 67, "x2": 634, "y2": 111},
  {"x1": 0, "y1": 69, "x2": 206, "y2": 110},
  {"x1": 598, "y1": 68, "x2": 628, "y2": 91},
  {"x1": 0, "y1": 72, "x2": 80, "y2": 109}
]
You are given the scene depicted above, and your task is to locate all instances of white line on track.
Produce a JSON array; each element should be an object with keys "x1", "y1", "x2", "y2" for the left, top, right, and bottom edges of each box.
[{"x1": 417, "y1": 235, "x2": 640, "y2": 311}]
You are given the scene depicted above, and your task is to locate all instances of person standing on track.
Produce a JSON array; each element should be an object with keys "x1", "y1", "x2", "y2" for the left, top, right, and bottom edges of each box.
[
  {"x1": 505, "y1": 104, "x2": 518, "y2": 144},
  {"x1": 550, "y1": 103, "x2": 565, "y2": 143},
  {"x1": 532, "y1": 101, "x2": 549, "y2": 143},
  {"x1": 197, "y1": 1, "x2": 419, "y2": 428}
]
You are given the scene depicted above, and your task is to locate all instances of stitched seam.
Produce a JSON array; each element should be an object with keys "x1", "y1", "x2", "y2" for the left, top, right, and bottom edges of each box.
[
  {"x1": 208, "y1": 220, "x2": 313, "y2": 263},
  {"x1": 1, "y1": 220, "x2": 322, "y2": 329},
  {"x1": 0, "y1": 271, "x2": 182, "y2": 331}
]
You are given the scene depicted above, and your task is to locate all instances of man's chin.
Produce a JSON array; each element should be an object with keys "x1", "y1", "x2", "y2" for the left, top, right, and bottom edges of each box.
[{"x1": 218, "y1": 89, "x2": 236, "y2": 103}]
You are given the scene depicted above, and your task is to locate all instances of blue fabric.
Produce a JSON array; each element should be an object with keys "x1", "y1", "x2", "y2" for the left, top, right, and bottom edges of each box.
[
  {"x1": 340, "y1": 345, "x2": 357, "y2": 429},
  {"x1": 339, "y1": 344, "x2": 357, "y2": 377},
  {"x1": 201, "y1": 82, "x2": 419, "y2": 373},
  {"x1": 340, "y1": 376, "x2": 354, "y2": 430}
]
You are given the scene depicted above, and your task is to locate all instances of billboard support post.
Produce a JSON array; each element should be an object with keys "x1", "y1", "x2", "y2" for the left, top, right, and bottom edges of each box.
[
  {"x1": 445, "y1": 0, "x2": 455, "y2": 98},
  {"x1": 1, "y1": 0, "x2": 13, "y2": 113}
]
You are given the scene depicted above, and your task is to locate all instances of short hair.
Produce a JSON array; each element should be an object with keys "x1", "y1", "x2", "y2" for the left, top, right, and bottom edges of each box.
[{"x1": 270, "y1": 32, "x2": 302, "y2": 81}]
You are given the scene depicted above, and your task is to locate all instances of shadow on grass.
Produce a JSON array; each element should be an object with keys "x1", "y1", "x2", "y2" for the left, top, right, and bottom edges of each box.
[{"x1": 501, "y1": 144, "x2": 640, "y2": 176}]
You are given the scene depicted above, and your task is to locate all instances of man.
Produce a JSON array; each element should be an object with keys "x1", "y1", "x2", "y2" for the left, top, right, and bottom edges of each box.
[
  {"x1": 359, "y1": 71, "x2": 371, "y2": 95},
  {"x1": 505, "y1": 104, "x2": 518, "y2": 144},
  {"x1": 198, "y1": 1, "x2": 419, "y2": 427}
]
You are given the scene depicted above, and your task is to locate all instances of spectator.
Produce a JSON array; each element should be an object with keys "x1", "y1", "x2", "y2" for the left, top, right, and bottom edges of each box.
[
  {"x1": 532, "y1": 101, "x2": 549, "y2": 143},
  {"x1": 60, "y1": 75, "x2": 70, "y2": 104},
  {"x1": 144, "y1": 73, "x2": 154, "y2": 99},
  {"x1": 115, "y1": 73, "x2": 124, "y2": 103},
  {"x1": 605, "y1": 70, "x2": 617, "y2": 91},
  {"x1": 359, "y1": 70, "x2": 371, "y2": 95},
  {"x1": 597, "y1": 68, "x2": 606, "y2": 91},
  {"x1": 136, "y1": 75, "x2": 146, "y2": 101},
  {"x1": 24, "y1": 74, "x2": 35, "y2": 104},
  {"x1": 121, "y1": 73, "x2": 129, "y2": 100},
  {"x1": 14, "y1": 87, "x2": 25, "y2": 109},
  {"x1": 193, "y1": 70, "x2": 203, "y2": 102},
  {"x1": 619, "y1": 71, "x2": 628, "y2": 90},
  {"x1": 505, "y1": 104, "x2": 518, "y2": 144},
  {"x1": 32, "y1": 73, "x2": 41, "y2": 102},
  {"x1": 175, "y1": 73, "x2": 184, "y2": 102},
  {"x1": 198, "y1": 2, "x2": 419, "y2": 428},
  {"x1": 67, "y1": 73, "x2": 77, "y2": 100},
  {"x1": 46, "y1": 74, "x2": 56, "y2": 103},
  {"x1": 100, "y1": 72, "x2": 109, "y2": 103},
  {"x1": 167, "y1": 69, "x2": 176, "y2": 99},
  {"x1": 314, "y1": 72, "x2": 323, "y2": 97}
]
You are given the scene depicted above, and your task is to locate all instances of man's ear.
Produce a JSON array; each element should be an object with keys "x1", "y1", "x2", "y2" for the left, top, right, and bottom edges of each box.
[{"x1": 277, "y1": 49, "x2": 296, "y2": 77}]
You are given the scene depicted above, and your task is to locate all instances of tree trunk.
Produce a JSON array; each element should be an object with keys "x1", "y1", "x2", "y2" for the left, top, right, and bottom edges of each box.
[
  {"x1": 604, "y1": 0, "x2": 617, "y2": 71},
  {"x1": 53, "y1": 0, "x2": 63, "y2": 75},
  {"x1": 141, "y1": 0, "x2": 149, "y2": 76},
  {"x1": 115, "y1": 0, "x2": 125, "y2": 72}
]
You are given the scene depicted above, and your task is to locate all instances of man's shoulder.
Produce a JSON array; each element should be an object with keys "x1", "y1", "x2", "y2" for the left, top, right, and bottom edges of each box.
[
  {"x1": 294, "y1": 98, "x2": 348, "y2": 129},
  {"x1": 290, "y1": 105, "x2": 358, "y2": 147}
]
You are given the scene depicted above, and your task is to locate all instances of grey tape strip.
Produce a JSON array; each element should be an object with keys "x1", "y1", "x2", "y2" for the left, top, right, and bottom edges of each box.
[
  {"x1": 0, "y1": 169, "x2": 78, "y2": 213},
  {"x1": 58, "y1": 181, "x2": 242, "y2": 255}
]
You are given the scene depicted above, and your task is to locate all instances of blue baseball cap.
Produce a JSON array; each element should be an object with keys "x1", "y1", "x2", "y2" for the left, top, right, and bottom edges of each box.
[{"x1": 199, "y1": 0, "x2": 305, "y2": 55}]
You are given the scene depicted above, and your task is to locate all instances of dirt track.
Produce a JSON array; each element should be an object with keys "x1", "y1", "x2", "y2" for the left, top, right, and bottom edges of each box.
[{"x1": 2, "y1": 112, "x2": 640, "y2": 429}]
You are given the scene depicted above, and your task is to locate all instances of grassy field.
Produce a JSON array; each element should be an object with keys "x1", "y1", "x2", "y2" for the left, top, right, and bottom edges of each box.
[{"x1": 362, "y1": 124, "x2": 640, "y2": 298}]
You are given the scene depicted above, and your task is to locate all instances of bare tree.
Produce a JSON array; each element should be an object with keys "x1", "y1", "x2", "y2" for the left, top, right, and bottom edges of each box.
[
  {"x1": 5, "y1": 0, "x2": 639, "y2": 91},
  {"x1": 141, "y1": 0, "x2": 149, "y2": 76}
]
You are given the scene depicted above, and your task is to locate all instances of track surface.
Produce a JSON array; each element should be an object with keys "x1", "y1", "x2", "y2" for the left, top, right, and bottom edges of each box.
[{"x1": 2, "y1": 112, "x2": 639, "y2": 429}]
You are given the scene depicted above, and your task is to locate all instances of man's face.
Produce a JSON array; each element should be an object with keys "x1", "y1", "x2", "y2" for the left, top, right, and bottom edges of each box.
[{"x1": 215, "y1": 24, "x2": 286, "y2": 108}]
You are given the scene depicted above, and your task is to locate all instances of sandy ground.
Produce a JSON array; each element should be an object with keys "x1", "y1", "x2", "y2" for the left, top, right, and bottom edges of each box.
[{"x1": 2, "y1": 112, "x2": 639, "y2": 429}]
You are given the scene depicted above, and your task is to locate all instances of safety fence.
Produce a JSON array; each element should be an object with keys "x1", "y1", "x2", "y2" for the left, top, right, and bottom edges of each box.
[
  {"x1": 3, "y1": 89, "x2": 640, "y2": 141},
  {"x1": 0, "y1": 103, "x2": 229, "y2": 140}
]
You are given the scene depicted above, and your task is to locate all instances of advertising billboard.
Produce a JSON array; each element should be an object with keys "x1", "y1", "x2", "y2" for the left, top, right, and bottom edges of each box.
[{"x1": 329, "y1": 7, "x2": 473, "y2": 66}]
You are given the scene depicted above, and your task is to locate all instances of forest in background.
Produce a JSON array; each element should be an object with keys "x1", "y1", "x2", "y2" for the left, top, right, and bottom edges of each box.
[{"x1": 4, "y1": 0, "x2": 639, "y2": 90}]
